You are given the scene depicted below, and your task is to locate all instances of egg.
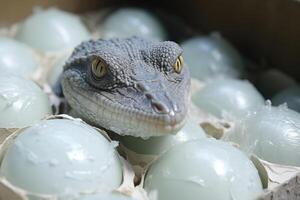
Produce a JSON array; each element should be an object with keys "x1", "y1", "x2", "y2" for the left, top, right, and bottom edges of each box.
[
  {"x1": 120, "y1": 120, "x2": 206, "y2": 155},
  {"x1": 16, "y1": 8, "x2": 91, "y2": 52},
  {"x1": 144, "y1": 139, "x2": 263, "y2": 200},
  {"x1": 192, "y1": 78, "x2": 264, "y2": 118},
  {"x1": 181, "y1": 35, "x2": 244, "y2": 81},
  {"x1": 0, "y1": 119, "x2": 123, "y2": 196},
  {"x1": 227, "y1": 105, "x2": 300, "y2": 166},
  {"x1": 271, "y1": 86, "x2": 300, "y2": 113},
  {"x1": 100, "y1": 8, "x2": 167, "y2": 41},
  {"x1": 0, "y1": 37, "x2": 38, "y2": 78},
  {"x1": 0, "y1": 74, "x2": 51, "y2": 128}
]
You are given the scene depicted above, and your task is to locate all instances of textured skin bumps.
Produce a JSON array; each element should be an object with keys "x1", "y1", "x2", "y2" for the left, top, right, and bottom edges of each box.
[{"x1": 61, "y1": 37, "x2": 190, "y2": 137}]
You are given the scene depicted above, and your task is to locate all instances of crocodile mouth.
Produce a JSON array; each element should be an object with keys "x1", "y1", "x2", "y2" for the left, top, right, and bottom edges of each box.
[{"x1": 62, "y1": 70, "x2": 187, "y2": 137}]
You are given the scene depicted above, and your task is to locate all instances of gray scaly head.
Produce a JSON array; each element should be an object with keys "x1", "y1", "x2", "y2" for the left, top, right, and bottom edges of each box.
[{"x1": 61, "y1": 36, "x2": 190, "y2": 137}]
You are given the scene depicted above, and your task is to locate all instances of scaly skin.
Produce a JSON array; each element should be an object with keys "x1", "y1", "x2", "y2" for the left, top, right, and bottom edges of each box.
[{"x1": 61, "y1": 37, "x2": 190, "y2": 137}]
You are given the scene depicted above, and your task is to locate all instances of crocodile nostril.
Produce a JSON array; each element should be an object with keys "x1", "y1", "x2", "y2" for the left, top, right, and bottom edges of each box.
[
  {"x1": 151, "y1": 101, "x2": 169, "y2": 114},
  {"x1": 145, "y1": 93, "x2": 153, "y2": 99},
  {"x1": 136, "y1": 82, "x2": 148, "y2": 92}
]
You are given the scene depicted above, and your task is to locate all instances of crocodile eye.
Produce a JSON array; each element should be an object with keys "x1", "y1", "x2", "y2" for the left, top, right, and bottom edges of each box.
[
  {"x1": 91, "y1": 57, "x2": 107, "y2": 79},
  {"x1": 173, "y1": 55, "x2": 184, "y2": 73}
]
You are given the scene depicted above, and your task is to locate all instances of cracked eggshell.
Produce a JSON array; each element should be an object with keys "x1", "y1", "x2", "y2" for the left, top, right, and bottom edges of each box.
[
  {"x1": 0, "y1": 74, "x2": 52, "y2": 129},
  {"x1": 0, "y1": 116, "x2": 123, "y2": 198},
  {"x1": 15, "y1": 8, "x2": 91, "y2": 52},
  {"x1": 143, "y1": 139, "x2": 263, "y2": 200}
]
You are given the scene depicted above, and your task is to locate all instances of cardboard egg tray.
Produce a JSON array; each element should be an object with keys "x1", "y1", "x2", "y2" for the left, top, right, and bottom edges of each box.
[{"x1": 0, "y1": 1, "x2": 299, "y2": 199}]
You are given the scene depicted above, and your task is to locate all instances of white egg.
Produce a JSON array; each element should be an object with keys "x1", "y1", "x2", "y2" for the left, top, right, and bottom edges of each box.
[
  {"x1": 192, "y1": 78, "x2": 264, "y2": 118},
  {"x1": 0, "y1": 119, "x2": 123, "y2": 196},
  {"x1": 101, "y1": 8, "x2": 167, "y2": 40},
  {"x1": 16, "y1": 8, "x2": 91, "y2": 52},
  {"x1": 0, "y1": 37, "x2": 38, "y2": 78},
  {"x1": 144, "y1": 139, "x2": 263, "y2": 200},
  {"x1": 0, "y1": 74, "x2": 51, "y2": 128},
  {"x1": 181, "y1": 35, "x2": 244, "y2": 81},
  {"x1": 228, "y1": 105, "x2": 300, "y2": 166},
  {"x1": 120, "y1": 120, "x2": 206, "y2": 155}
]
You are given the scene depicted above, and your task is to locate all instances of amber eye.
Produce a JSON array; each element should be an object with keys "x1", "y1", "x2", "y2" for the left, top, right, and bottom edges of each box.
[
  {"x1": 91, "y1": 57, "x2": 107, "y2": 79},
  {"x1": 173, "y1": 55, "x2": 184, "y2": 73}
]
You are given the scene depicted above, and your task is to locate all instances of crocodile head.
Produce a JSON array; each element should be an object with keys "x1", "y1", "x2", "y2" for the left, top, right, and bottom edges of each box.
[{"x1": 61, "y1": 36, "x2": 190, "y2": 137}]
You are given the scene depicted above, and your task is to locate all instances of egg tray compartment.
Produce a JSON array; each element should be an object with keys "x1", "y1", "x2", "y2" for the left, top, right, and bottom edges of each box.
[{"x1": 0, "y1": 5, "x2": 299, "y2": 200}]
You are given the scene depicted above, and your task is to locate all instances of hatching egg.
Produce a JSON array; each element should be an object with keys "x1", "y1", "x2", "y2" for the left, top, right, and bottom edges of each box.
[
  {"x1": 0, "y1": 74, "x2": 51, "y2": 128},
  {"x1": 272, "y1": 86, "x2": 300, "y2": 113},
  {"x1": 228, "y1": 105, "x2": 300, "y2": 166},
  {"x1": 181, "y1": 35, "x2": 244, "y2": 81},
  {"x1": 120, "y1": 120, "x2": 206, "y2": 155},
  {"x1": 0, "y1": 37, "x2": 38, "y2": 78},
  {"x1": 144, "y1": 139, "x2": 263, "y2": 200},
  {"x1": 192, "y1": 78, "x2": 264, "y2": 118},
  {"x1": 101, "y1": 8, "x2": 167, "y2": 40},
  {"x1": 16, "y1": 8, "x2": 91, "y2": 52},
  {"x1": 0, "y1": 119, "x2": 123, "y2": 196}
]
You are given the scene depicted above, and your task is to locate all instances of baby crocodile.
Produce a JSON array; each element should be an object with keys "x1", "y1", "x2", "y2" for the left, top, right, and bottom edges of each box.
[{"x1": 61, "y1": 36, "x2": 190, "y2": 137}]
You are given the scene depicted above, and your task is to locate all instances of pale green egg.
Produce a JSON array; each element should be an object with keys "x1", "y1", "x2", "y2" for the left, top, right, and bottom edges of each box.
[
  {"x1": 120, "y1": 120, "x2": 206, "y2": 155},
  {"x1": 0, "y1": 74, "x2": 51, "y2": 128},
  {"x1": 101, "y1": 8, "x2": 167, "y2": 40},
  {"x1": 272, "y1": 86, "x2": 300, "y2": 113},
  {"x1": 16, "y1": 8, "x2": 91, "y2": 52},
  {"x1": 0, "y1": 37, "x2": 38, "y2": 78},
  {"x1": 192, "y1": 79, "x2": 264, "y2": 118},
  {"x1": 144, "y1": 139, "x2": 263, "y2": 200},
  {"x1": 228, "y1": 105, "x2": 300, "y2": 166},
  {"x1": 181, "y1": 35, "x2": 244, "y2": 81},
  {"x1": 0, "y1": 119, "x2": 123, "y2": 196}
]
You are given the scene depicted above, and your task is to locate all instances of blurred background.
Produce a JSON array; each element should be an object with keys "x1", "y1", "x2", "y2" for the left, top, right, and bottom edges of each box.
[{"x1": 0, "y1": 0, "x2": 299, "y2": 81}]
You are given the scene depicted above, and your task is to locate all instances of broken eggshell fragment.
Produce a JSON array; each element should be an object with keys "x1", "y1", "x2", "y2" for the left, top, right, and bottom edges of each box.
[
  {"x1": 143, "y1": 139, "x2": 263, "y2": 200},
  {"x1": 0, "y1": 117, "x2": 123, "y2": 197}
]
